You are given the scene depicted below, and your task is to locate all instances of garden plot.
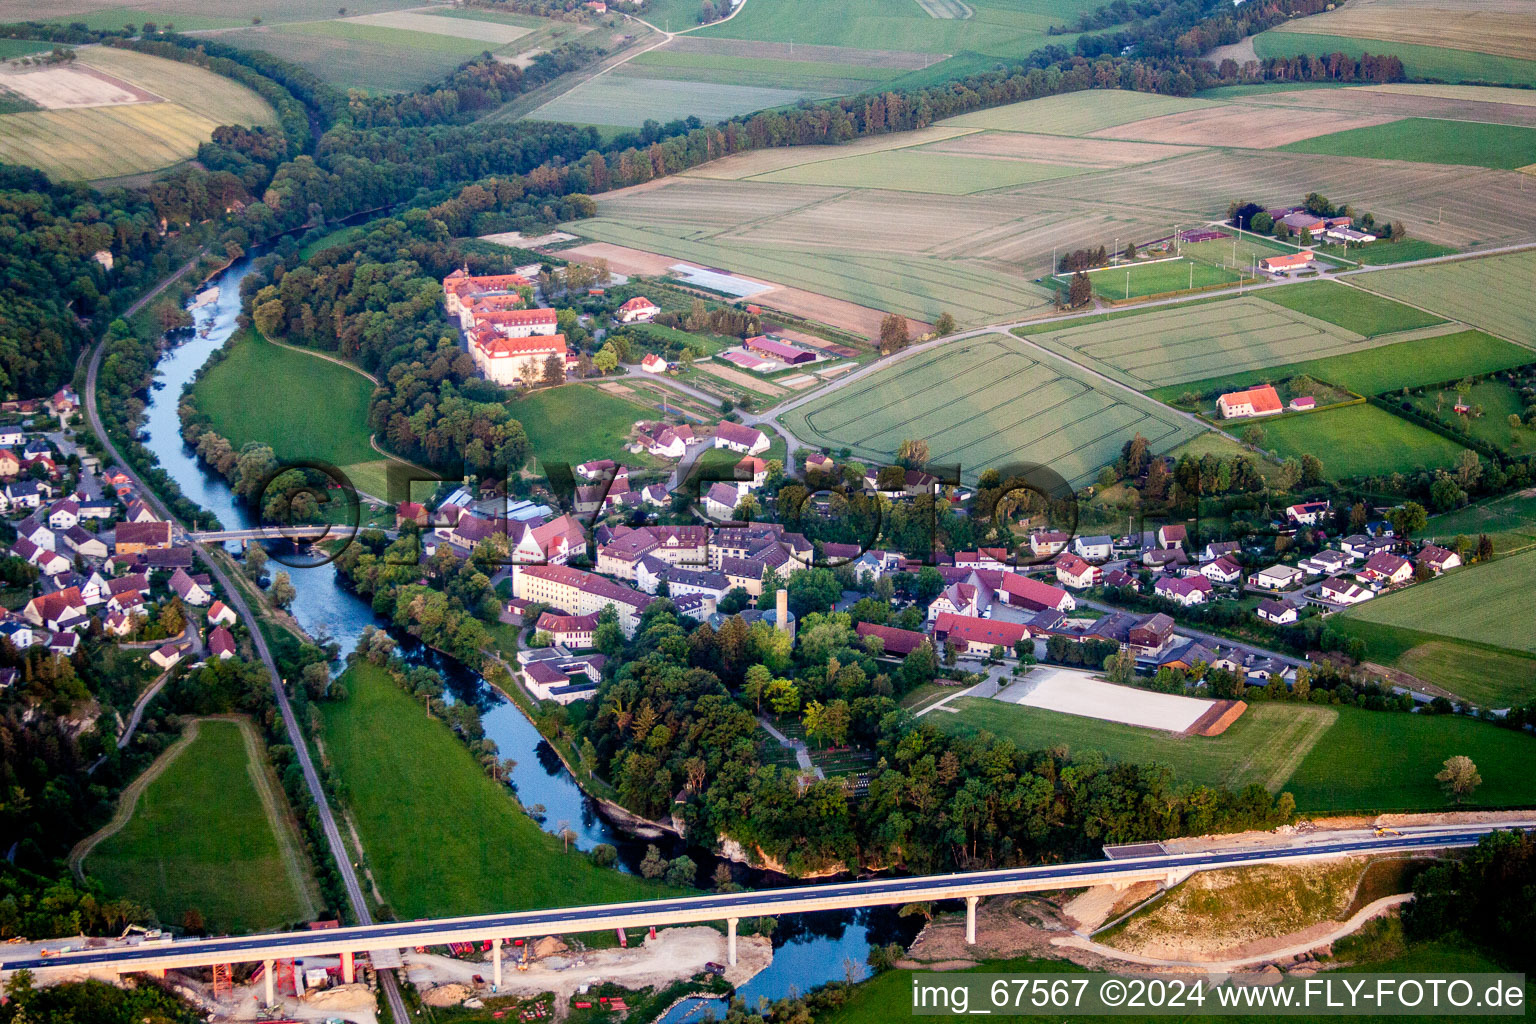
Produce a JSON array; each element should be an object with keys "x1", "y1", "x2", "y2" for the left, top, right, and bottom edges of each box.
[
  {"x1": 1005, "y1": 667, "x2": 1216, "y2": 733},
  {"x1": 1087, "y1": 104, "x2": 1398, "y2": 148}
]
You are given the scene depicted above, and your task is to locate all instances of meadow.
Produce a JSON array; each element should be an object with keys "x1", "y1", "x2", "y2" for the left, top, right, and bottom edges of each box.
[
  {"x1": 1426, "y1": 490, "x2": 1536, "y2": 554},
  {"x1": 1150, "y1": 329, "x2": 1532, "y2": 403},
  {"x1": 781, "y1": 334, "x2": 1200, "y2": 485},
  {"x1": 1411, "y1": 379, "x2": 1536, "y2": 454},
  {"x1": 1281, "y1": 118, "x2": 1536, "y2": 171},
  {"x1": 191, "y1": 330, "x2": 411, "y2": 499},
  {"x1": 1254, "y1": 30, "x2": 1536, "y2": 88},
  {"x1": 1021, "y1": 296, "x2": 1363, "y2": 390},
  {"x1": 1396, "y1": 642, "x2": 1536, "y2": 709},
  {"x1": 85, "y1": 718, "x2": 317, "y2": 934},
  {"x1": 507, "y1": 383, "x2": 658, "y2": 470},
  {"x1": 1253, "y1": 281, "x2": 1446, "y2": 337},
  {"x1": 1343, "y1": 548, "x2": 1536, "y2": 654},
  {"x1": 1361, "y1": 251, "x2": 1536, "y2": 348},
  {"x1": 1258, "y1": 403, "x2": 1466, "y2": 479},
  {"x1": 937, "y1": 699, "x2": 1336, "y2": 794},
  {"x1": 1313, "y1": 238, "x2": 1459, "y2": 265},
  {"x1": 322, "y1": 663, "x2": 676, "y2": 918},
  {"x1": 4, "y1": 0, "x2": 426, "y2": 27},
  {"x1": 625, "y1": 48, "x2": 906, "y2": 94}
]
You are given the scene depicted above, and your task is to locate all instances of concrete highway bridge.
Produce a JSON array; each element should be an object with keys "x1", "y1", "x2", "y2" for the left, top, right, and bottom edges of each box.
[
  {"x1": 4, "y1": 824, "x2": 1523, "y2": 1006},
  {"x1": 190, "y1": 526, "x2": 342, "y2": 543}
]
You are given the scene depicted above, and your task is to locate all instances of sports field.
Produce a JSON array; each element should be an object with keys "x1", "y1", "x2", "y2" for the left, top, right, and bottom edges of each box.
[
  {"x1": 780, "y1": 334, "x2": 1201, "y2": 485},
  {"x1": 938, "y1": 699, "x2": 1337, "y2": 794},
  {"x1": 1259, "y1": 403, "x2": 1467, "y2": 479},
  {"x1": 1281, "y1": 118, "x2": 1536, "y2": 170},
  {"x1": 507, "y1": 383, "x2": 658, "y2": 470},
  {"x1": 1151, "y1": 329, "x2": 1533, "y2": 402},
  {"x1": 1359, "y1": 251, "x2": 1536, "y2": 348},
  {"x1": 0, "y1": 46, "x2": 276, "y2": 179},
  {"x1": 1344, "y1": 548, "x2": 1536, "y2": 654},
  {"x1": 84, "y1": 718, "x2": 317, "y2": 934},
  {"x1": 1020, "y1": 296, "x2": 1365, "y2": 390},
  {"x1": 322, "y1": 663, "x2": 675, "y2": 917},
  {"x1": 1060, "y1": 257, "x2": 1247, "y2": 302},
  {"x1": 1255, "y1": 30, "x2": 1536, "y2": 87}
]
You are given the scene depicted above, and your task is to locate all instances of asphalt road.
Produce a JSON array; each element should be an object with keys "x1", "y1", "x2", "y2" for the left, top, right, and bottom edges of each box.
[{"x1": 6, "y1": 825, "x2": 1522, "y2": 973}]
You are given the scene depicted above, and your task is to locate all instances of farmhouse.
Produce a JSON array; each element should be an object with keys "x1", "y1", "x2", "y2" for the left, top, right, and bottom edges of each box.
[
  {"x1": 1218, "y1": 384, "x2": 1283, "y2": 419},
  {"x1": 744, "y1": 335, "x2": 816, "y2": 365},
  {"x1": 992, "y1": 571, "x2": 1075, "y2": 613},
  {"x1": 616, "y1": 296, "x2": 660, "y2": 323},
  {"x1": 641, "y1": 353, "x2": 668, "y2": 373},
  {"x1": 713, "y1": 421, "x2": 769, "y2": 455},
  {"x1": 930, "y1": 613, "x2": 1029, "y2": 657}
]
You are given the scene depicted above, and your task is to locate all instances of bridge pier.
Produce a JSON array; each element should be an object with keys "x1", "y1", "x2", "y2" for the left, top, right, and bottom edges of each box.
[
  {"x1": 727, "y1": 917, "x2": 738, "y2": 967},
  {"x1": 492, "y1": 937, "x2": 503, "y2": 991},
  {"x1": 965, "y1": 896, "x2": 978, "y2": 945},
  {"x1": 341, "y1": 950, "x2": 355, "y2": 984},
  {"x1": 263, "y1": 959, "x2": 274, "y2": 1008}
]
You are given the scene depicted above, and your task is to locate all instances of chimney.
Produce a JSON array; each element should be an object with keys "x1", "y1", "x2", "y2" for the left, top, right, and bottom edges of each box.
[{"x1": 776, "y1": 587, "x2": 789, "y2": 633}]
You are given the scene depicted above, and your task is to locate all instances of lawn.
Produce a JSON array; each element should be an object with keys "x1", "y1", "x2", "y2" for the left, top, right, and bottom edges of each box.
[
  {"x1": 1361, "y1": 251, "x2": 1536, "y2": 348},
  {"x1": 936, "y1": 699, "x2": 1337, "y2": 795},
  {"x1": 321, "y1": 663, "x2": 678, "y2": 918},
  {"x1": 781, "y1": 333, "x2": 1201, "y2": 486},
  {"x1": 506, "y1": 383, "x2": 657, "y2": 471},
  {"x1": 193, "y1": 329, "x2": 386, "y2": 486},
  {"x1": 1022, "y1": 296, "x2": 1363, "y2": 391},
  {"x1": 1257, "y1": 403, "x2": 1466, "y2": 479},
  {"x1": 1255, "y1": 281, "x2": 1445, "y2": 337},
  {"x1": 1285, "y1": 706, "x2": 1536, "y2": 812},
  {"x1": 1280, "y1": 117, "x2": 1536, "y2": 170},
  {"x1": 751, "y1": 149, "x2": 1084, "y2": 194},
  {"x1": 1149, "y1": 330, "x2": 1533, "y2": 402},
  {"x1": 1342, "y1": 548, "x2": 1536, "y2": 654},
  {"x1": 86, "y1": 718, "x2": 317, "y2": 934},
  {"x1": 1255, "y1": 30, "x2": 1536, "y2": 87},
  {"x1": 1062, "y1": 258, "x2": 1246, "y2": 302}
]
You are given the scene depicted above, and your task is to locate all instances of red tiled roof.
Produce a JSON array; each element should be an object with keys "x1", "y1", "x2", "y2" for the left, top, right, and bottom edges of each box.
[
  {"x1": 855, "y1": 621, "x2": 928, "y2": 657},
  {"x1": 1218, "y1": 384, "x2": 1282, "y2": 414},
  {"x1": 932, "y1": 612, "x2": 1029, "y2": 648}
]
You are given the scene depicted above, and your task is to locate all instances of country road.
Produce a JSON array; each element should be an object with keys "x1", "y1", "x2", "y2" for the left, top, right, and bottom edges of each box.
[{"x1": 82, "y1": 262, "x2": 412, "y2": 1023}]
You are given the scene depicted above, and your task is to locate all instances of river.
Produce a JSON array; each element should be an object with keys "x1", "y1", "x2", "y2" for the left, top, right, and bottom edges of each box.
[{"x1": 140, "y1": 254, "x2": 919, "y2": 1002}]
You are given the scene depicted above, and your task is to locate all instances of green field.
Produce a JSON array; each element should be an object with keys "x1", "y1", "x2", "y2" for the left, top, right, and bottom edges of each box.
[
  {"x1": 1426, "y1": 491, "x2": 1536, "y2": 553},
  {"x1": 781, "y1": 333, "x2": 1202, "y2": 485},
  {"x1": 0, "y1": 39, "x2": 55, "y2": 57},
  {"x1": 195, "y1": 329, "x2": 377, "y2": 459},
  {"x1": 1361, "y1": 251, "x2": 1536, "y2": 348},
  {"x1": 940, "y1": 698, "x2": 1536, "y2": 813},
  {"x1": 322, "y1": 663, "x2": 674, "y2": 918},
  {"x1": 1149, "y1": 329, "x2": 1532, "y2": 402},
  {"x1": 625, "y1": 49, "x2": 905, "y2": 93},
  {"x1": 948, "y1": 90, "x2": 1220, "y2": 136},
  {"x1": 1254, "y1": 30, "x2": 1536, "y2": 88},
  {"x1": 1022, "y1": 296, "x2": 1364, "y2": 391},
  {"x1": 937, "y1": 699, "x2": 1336, "y2": 793},
  {"x1": 1412, "y1": 379, "x2": 1536, "y2": 454},
  {"x1": 35, "y1": 0, "x2": 424, "y2": 30},
  {"x1": 1281, "y1": 117, "x2": 1536, "y2": 170},
  {"x1": 1062, "y1": 257, "x2": 1246, "y2": 302},
  {"x1": 1397, "y1": 642, "x2": 1536, "y2": 709},
  {"x1": 752, "y1": 149, "x2": 1083, "y2": 194},
  {"x1": 220, "y1": 19, "x2": 498, "y2": 93},
  {"x1": 528, "y1": 74, "x2": 819, "y2": 128},
  {"x1": 86, "y1": 719, "x2": 316, "y2": 934},
  {"x1": 1315, "y1": 238, "x2": 1459, "y2": 265},
  {"x1": 1255, "y1": 281, "x2": 1446, "y2": 337},
  {"x1": 507, "y1": 383, "x2": 657, "y2": 470},
  {"x1": 1285, "y1": 706, "x2": 1536, "y2": 812},
  {"x1": 1343, "y1": 548, "x2": 1536, "y2": 654},
  {"x1": 1258, "y1": 403, "x2": 1466, "y2": 479}
]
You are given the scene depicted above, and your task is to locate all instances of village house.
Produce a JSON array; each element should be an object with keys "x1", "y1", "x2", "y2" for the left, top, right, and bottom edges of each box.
[
  {"x1": 169, "y1": 567, "x2": 212, "y2": 606},
  {"x1": 1218, "y1": 384, "x2": 1283, "y2": 420},
  {"x1": 1416, "y1": 544, "x2": 1461, "y2": 574},
  {"x1": 1359, "y1": 551, "x2": 1413, "y2": 587},
  {"x1": 207, "y1": 600, "x2": 238, "y2": 626},
  {"x1": 992, "y1": 570, "x2": 1076, "y2": 613},
  {"x1": 208, "y1": 626, "x2": 237, "y2": 660},
  {"x1": 1156, "y1": 524, "x2": 1187, "y2": 549},
  {"x1": 1286, "y1": 500, "x2": 1331, "y2": 526},
  {"x1": 1341, "y1": 534, "x2": 1396, "y2": 561},
  {"x1": 616, "y1": 296, "x2": 660, "y2": 323},
  {"x1": 954, "y1": 548, "x2": 1010, "y2": 570},
  {"x1": 23, "y1": 587, "x2": 88, "y2": 632},
  {"x1": 1250, "y1": 564, "x2": 1304, "y2": 590},
  {"x1": 854, "y1": 621, "x2": 929, "y2": 658},
  {"x1": 1198, "y1": 554, "x2": 1243, "y2": 585},
  {"x1": 149, "y1": 644, "x2": 183, "y2": 670},
  {"x1": 115, "y1": 520, "x2": 172, "y2": 554},
  {"x1": 1320, "y1": 576, "x2": 1373, "y2": 604},
  {"x1": 1071, "y1": 534, "x2": 1113, "y2": 561},
  {"x1": 927, "y1": 580, "x2": 986, "y2": 621},
  {"x1": 704, "y1": 481, "x2": 747, "y2": 521},
  {"x1": 1155, "y1": 574, "x2": 1212, "y2": 606},
  {"x1": 1028, "y1": 530, "x2": 1071, "y2": 558},
  {"x1": 930, "y1": 612, "x2": 1029, "y2": 657},
  {"x1": 1128, "y1": 612, "x2": 1175, "y2": 655},
  {"x1": 46, "y1": 499, "x2": 79, "y2": 531},
  {"x1": 124, "y1": 499, "x2": 158, "y2": 523},
  {"x1": 1256, "y1": 598, "x2": 1299, "y2": 625},
  {"x1": 713, "y1": 421, "x2": 769, "y2": 456},
  {"x1": 62, "y1": 526, "x2": 108, "y2": 560},
  {"x1": 1054, "y1": 552, "x2": 1100, "y2": 589},
  {"x1": 735, "y1": 456, "x2": 769, "y2": 487}
]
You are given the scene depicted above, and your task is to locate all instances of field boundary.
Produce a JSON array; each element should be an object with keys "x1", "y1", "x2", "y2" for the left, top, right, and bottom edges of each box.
[
  {"x1": 69, "y1": 719, "x2": 204, "y2": 880},
  {"x1": 237, "y1": 715, "x2": 322, "y2": 921}
]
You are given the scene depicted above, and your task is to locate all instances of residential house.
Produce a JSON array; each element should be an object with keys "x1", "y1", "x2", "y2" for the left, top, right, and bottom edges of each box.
[
  {"x1": 1250, "y1": 564, "x2": 1304, "y2": 590},
  {"x1": 928, "y1": 581, "x2": 985, "y2": 621},
  {"x1": 207, "y1": 600, "x2": 238, "y2": 626},
  {"x1": 396, "y1": 501, "x2": 428, "y2": 528},
  {"x1": 1320, "y1": 576, "x2": 1372, "y2": 604},
  {"x1": 735, "y1": 456, "x2": 768, "y2": 487},
  {"x1": 1286, "y1": 500, "x2": 1331, "y2": 526},
  {"x1": 124, "y1": 499, "x2": 158, "y2": 523},
  {"x1": 17, "y1": 515, "x2": 54, "y2": 550},
  {"x1": 1417, "y1": 545, "x2": 1461, "y2": 574},
  {"x1": 62, "y1": 526, "x2": 108, "y2": 559},
  {"x1": 206, "y1": 626, "x2": 236, "y2": 660},
  {"x1": 115, "y1": 520, "x2": 173, "y2": 554},
  {"x1": 1128, "y1": 613, "x2": 1175, "y2": 654},
  {"x1": 713, "y1": 421, "x2": 769, "y2": 456},
  {"x1": 1256, "y1": 598, "x2": 1299, "y2": 625},
  {"x1": 1359, "y1": 551, "x2": 1413, "y2": 587},
  {"x1": 954, "y1": 548, "x2": 1010, "y2": 570},
  {"x1": 1156, "y1": 524, "x2": 1187, "y2": 549},
  {"x1": 1029, "y1": 531, "x2": 1071, "y2": 558},
  {"x1": 704, "y1": 481, "x2": 747, "y2": 521},
  {"x1": 23, "y1": 587, "x2": 88, "y2": 632},
  {"x1": 1341, "y1": 534, "x2": 1395, "y2": 561},
  {"x1": 1198, "y1": 555, "x2": 1243, "y2": 585},
  {"x1": 149, "y1": 644, "x2": 183, "y2": 670},
  {"x1": 46, "y1": 499, "x2": 80, "y2": 530},
  {"x1": 169, "y1": 567, "x2": 211, "y2": 606},
  {"x1": 616, "y1": 296, "x2": 660, "y2": 323},
  {"x1": 1298, "y1": 549, "x2": 1350, "y2": 577},
  {"x1": 1071, "y1": 534, "x2": 1113, "y2": 561},
  {"x1": 0, "y1": 449, "x2": 18, "y2": 479},
  {"x1": 77, "y1": 497, "x2": 115, "y2": 520},
  {"x1": 1155, "y1": 575, "x2": 1212, "y2": 606},
  {"x1": 1054, "y1": 552, "x2": 1100, "y2": 589},
  {"x1": 1104, "y1": 568, "x2": 1138, "y2": 591},
  {"x1": 1258, "y1": 250, "x2": 1316, "y2": 273}
]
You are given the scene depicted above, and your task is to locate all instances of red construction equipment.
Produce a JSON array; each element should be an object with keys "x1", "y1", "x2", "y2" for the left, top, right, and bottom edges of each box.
[
  {"x1": 211, "y1": 963, "x2": 232, "y2": 999},
  {"x1": 274, "y1": 958, "x2": 298, "y2": 997},
  {"x1": 616, "y1": 928, "x2": 627, "y2": 947}
]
